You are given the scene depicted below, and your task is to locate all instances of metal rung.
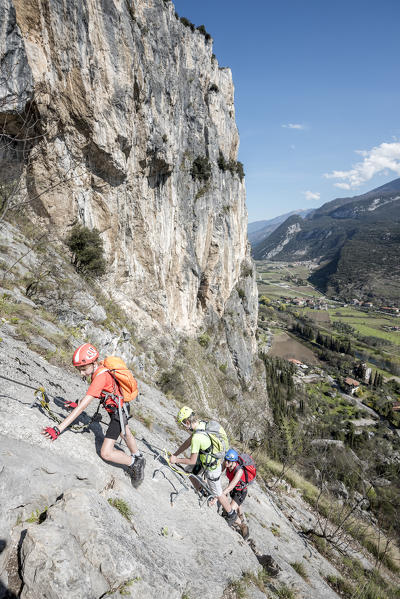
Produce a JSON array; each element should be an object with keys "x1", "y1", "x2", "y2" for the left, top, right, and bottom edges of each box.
[
  {"x1": 152, "y1": 452, "x2": 191, "y2": 504},
  {"x1": 152, "y1": 452, "x2": 217, "y2": 506}
]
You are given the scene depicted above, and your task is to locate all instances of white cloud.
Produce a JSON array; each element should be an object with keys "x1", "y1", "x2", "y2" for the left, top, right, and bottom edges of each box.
[
  {"x1": 324, "y1": 141, "x2": 400, "y2": 189},
  {"x1": 282, "y1": 123, "x2": 305, "y2": 130},
  {"x1": 302, "y1": 190, "x2": 320, "y2": 202}
]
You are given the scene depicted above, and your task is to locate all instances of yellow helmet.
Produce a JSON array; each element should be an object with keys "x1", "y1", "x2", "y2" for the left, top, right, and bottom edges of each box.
[{"x1": 177, "y1": 406, "x2": 193, "y2": 424}]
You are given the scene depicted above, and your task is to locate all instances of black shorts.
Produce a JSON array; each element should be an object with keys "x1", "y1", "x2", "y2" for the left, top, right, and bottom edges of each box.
[
  {"x1": 104, "y1": 405, "x2": 130, "y2": 440},
  {"x1": 230, "y1": 487, "x2": 247, "y2": 506}
]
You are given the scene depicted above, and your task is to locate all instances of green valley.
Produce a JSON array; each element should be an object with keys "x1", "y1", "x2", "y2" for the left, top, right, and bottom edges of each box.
[{"x1": 254, "y1": 258, "x2": 400, "y2": 587}]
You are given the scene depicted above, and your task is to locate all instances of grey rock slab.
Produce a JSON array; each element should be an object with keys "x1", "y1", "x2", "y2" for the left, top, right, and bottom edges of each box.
[
  {"x1": 18, "y1": 481, "x2": 259, "y2": 599},
  {"x1": 28, "y1": 334, "x2": 57, "y2": 352},
  {"x1": 0, "y1": 0, "x2": 261, "y2": 403},
  {"x1": 0, "y1": 287, "x2": 36, "y2": 308},
  {"x1": 0, "y1": 305, "x2": 344, "y2": 599},
  {"x1": 0, "y1": 336, "x2": 261, "y2": 598},
  {"x1": 242, "y1": 484, "x2": 341, "y2": 599}
]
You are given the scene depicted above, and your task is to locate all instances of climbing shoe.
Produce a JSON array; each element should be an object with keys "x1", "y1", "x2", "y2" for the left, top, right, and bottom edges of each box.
[
  {"x1": 128, "y1": 455, "x2": 146, "y2": 488},
  {"x1": 224, "y1": 510, "x2": 237, "y2": 526}
]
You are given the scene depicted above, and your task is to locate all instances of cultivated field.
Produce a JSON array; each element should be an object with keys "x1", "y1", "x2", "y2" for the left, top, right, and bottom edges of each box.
[
  {"x1": 328, "y1": 307, "x2": 400, "y2": 349},
  {"x1": 303, "y1": 309, "x2": 331, "y2": 324},
  {"x1": 256, "y1": 261, "x2": 323, "y2": 299},
  {"x1": 255, "y1": 259, "x2": 400, "y2": 373},
  {"x1": 269, "y1": 332, "x2": 321, "y2": 364}
]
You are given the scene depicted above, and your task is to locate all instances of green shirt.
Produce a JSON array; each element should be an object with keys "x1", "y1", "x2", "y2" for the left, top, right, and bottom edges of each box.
[{"x1": 190, "y1": 421, "x2": 217, "y2": 471}]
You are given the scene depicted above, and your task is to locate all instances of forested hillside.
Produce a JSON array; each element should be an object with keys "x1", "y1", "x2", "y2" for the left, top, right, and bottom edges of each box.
[{"x1": 252, "y1": 179, "x2": 400, "y2": 304}]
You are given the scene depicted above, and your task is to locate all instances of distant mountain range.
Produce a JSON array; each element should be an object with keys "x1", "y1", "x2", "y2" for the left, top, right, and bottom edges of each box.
[
  {"x1": 248, "y1": 209, "x2": 313, "y2": 245},
  {"x1": 251, "y1": 178, "x2": 400, "y2": 304}
]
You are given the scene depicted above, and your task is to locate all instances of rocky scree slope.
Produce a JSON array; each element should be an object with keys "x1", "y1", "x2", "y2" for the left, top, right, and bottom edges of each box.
[
  {"x1": 0, "y1": 0, "x2": 262, "y2": 404},
  {"x1": 0, "y1": 327, "x2": 347, "y2": 599},
  {"x1": 0, "y1": 221, "x2": 268, "y2": 442},
  {"x1": 248, "y1": 210, "x2": 313, "y2": 247}
]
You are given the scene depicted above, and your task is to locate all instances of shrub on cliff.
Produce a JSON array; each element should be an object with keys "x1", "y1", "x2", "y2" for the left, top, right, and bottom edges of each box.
[
  {"x1": 197, "y1": 25, "x2": 211, "y2": 41},
  {"x1": 198, "y1": 332, "x2": 211, "y2": 348},
  {"x1": 180, "y1": 17, "x2": 195, "y2": 32},
  {"x1": 191, "y1": 156, "x2": 211, "y2": 183},
  {"x1": 217, "y1": 151, "x2": 245, "y2": 181},
  {"x1": 236, "y1": 161, "x2": 245, "y2": 181},
  {"x1": 218, "y1": 150, "x2": 227, "y2": 172},
  {"x1": 66, "y1": 224, "x2": 106, "y2": 278}
]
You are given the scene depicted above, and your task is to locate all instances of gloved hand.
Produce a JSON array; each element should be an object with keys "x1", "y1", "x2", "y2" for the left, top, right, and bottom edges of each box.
[
  {"x1": 42, "y1": 426, "x2": 61, "y2": 441},
  {"x1": 64, "y1": 401, "x2": 78, "y2": 409}
]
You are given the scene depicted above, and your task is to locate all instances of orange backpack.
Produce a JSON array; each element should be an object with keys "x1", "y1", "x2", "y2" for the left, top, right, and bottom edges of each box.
[{"x1": 99, "y1": 356, "x2": 138, "y2": 402}]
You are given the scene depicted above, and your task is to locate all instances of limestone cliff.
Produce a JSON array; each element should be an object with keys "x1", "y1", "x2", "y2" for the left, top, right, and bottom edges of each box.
[{"x1": 1, "y1": 0, "x2": 256, "y2": 347}]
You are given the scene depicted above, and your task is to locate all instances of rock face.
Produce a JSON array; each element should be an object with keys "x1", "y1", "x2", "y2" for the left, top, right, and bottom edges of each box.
[
  {"x1": 0, "y1": 0, "x2": 256, "y2": 351},
  {"x1": 0, "y1": 332, "x2": 342, "y2": 599}
]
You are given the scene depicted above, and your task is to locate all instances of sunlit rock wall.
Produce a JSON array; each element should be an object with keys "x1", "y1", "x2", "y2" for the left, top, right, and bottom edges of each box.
[{"x1": 1, "y1": 0, "x2": 258, "y2": 383}]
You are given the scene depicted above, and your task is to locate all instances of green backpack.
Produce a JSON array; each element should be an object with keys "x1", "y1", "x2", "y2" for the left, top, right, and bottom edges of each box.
[{"x1": 195, "y1": 420, "x2": 229, "y2": 469}]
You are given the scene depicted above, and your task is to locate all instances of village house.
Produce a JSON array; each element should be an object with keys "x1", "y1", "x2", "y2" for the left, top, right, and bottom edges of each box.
[
  {"x1": 288, "y1": 358, "x2": 308, "y2": 370},
  {"x1": 316, "y1": 302, "x2": 328, "y2": 310},
  {"x1": 392, "y1": 401, "x2": 400, "y2": 412},
  {"x1": 292, "y1": 297, "x2": 306, "y2": 307},
  {"x1": 344, "y1": 377, "x2": 360, "y2": 395}
]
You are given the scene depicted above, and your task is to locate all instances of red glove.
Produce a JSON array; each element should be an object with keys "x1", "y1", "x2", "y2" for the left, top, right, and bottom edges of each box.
[
  {"x1": 43, "y1": 426, "x2": 60, "y2": 440},
  {"x1": 64, "y1": 401, "x2": 78, "y2": 409}
]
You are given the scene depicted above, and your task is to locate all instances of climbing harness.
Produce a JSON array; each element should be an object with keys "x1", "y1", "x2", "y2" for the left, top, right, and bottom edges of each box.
[{"x1": 92, "y1": 368, "x2": 133, "y2": 437}]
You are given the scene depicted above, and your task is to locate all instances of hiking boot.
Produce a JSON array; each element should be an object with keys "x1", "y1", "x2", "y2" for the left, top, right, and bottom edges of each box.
[
  {"x1": 224, "y1": 510, "x2": 237, "y2": 526},
  {"x1": 240, "y1": 523, "x2": 250, "y2": 540},
  {"x1": 127, "y1": 455, "x2": 146, "y2": 488}
]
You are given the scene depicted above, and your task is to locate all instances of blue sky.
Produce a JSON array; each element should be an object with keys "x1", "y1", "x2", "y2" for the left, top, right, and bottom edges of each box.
[{"x1": 173, "y1": 0, "x2": 400, "y2": 222}]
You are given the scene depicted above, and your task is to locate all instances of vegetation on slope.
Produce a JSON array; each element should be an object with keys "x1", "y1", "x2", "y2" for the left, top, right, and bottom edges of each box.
[
  {"x1": 252, "y1": 180, "x2": 400, "y2": 304},
  {"x1": 253, "y1": 259, "x2": 400, "y2": 592}
]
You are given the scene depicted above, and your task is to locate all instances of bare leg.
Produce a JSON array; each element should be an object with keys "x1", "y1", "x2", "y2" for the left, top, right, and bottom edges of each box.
[
  {"x1": 229, "y1": 498, "x2": 242, "y2": 526},
  {"x1": 189, "y1": 475, "x2": 203, "y2": 492},
  {"x1": 100, "y1": 438, "x2": 132, "y2": 466},
  {"x1": 218, "y1": 492, "x2": 234, "y2": 514},
  {"x1": 122, "y1": 427, "x2": 139, "y2": 454}
]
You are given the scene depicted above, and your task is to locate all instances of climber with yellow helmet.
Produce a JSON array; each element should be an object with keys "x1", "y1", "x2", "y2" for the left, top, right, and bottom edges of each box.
[{"x1": 170, "y1": 406, "x2": 238, "y2": 524}]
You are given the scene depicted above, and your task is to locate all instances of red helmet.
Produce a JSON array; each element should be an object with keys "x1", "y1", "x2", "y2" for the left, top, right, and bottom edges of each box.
[{"x1": 72, "y1": 344, "x2": 99, "y2": 367}]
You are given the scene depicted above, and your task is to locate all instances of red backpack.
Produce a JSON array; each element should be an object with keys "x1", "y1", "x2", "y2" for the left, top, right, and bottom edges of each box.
[{"x1": 237, "y1": 453, "x2": 256, "y2": 488}]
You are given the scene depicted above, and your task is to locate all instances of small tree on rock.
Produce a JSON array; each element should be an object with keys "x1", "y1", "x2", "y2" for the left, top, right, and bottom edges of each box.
[{"x1": 66, "y1": 224, "x2": 106, "y2": 278}]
